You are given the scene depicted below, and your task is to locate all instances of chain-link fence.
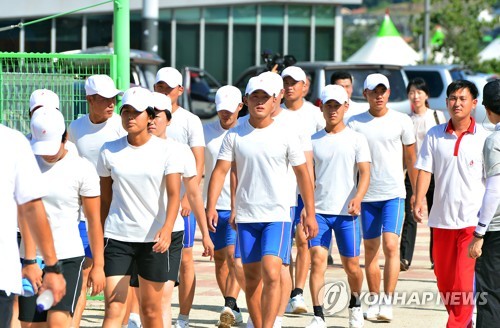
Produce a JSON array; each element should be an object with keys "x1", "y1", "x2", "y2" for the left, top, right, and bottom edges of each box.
[{"x1": 0, "y1": 52, "x2": 116, "y2": 134}]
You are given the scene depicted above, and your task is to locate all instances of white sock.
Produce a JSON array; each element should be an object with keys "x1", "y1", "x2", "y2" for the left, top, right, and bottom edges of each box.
[
  {"x1": 178, "y1": 314, "x2": 189, "y2": 322},
  {"x1": 273, "y1": 316, "x2": 283, "y2": 328},
  {"x1": 129, "y1": 312, "x2": 141, "y2": 324},
  {"x1": 247, "y1": 316, "x2": 254, "y2": 328}
]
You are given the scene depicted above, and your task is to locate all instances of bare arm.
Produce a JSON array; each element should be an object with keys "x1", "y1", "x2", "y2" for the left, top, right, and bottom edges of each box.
[
  {"x1": 229, "y1": 162, "x2": 238, "y2": 231},
  {"x1": 17, "y1": 199, "x2": 66, "y2": 304},
  {"x1": 292, "y1": 163, "x2": 318, "y2": 239},
  {"x1": 413, "y1": 170, "x2": 432, "y2": 223},
  {"x1": 348, "y1": 162, "x2": 370, "y2": 216},
  {"x1": 18, "y1": 210, "x2": 43, "y2": 294},
  {"x1": 82, "y1": 196, "x2": 105, "y2": 295},
  {"x1": 403, "y1": 143, "x2": 418, "y2": 193},
  {"x1": 304, "y1": 151, "x2": 315, "y2": 188},
  {"x1": 99, "y1": 177, "x2": 113, "y2": 230},
  {"x1": 206, "y1": 160, "x2": 232, "y2": 230}
]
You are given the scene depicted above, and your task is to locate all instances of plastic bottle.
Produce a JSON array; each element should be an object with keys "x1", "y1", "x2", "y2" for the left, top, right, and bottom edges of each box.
[
  {"x1": 21, "y1": 278, "x2": 35, "y2": 297},
  {"x1": 36, "y1": 289, "x2": 53, "y2": 312}
]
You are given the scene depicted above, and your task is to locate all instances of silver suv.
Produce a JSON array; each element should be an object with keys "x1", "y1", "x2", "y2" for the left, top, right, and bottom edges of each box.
[{"x1": 234, "y1": 62, "x2": 410, "y2": 114}]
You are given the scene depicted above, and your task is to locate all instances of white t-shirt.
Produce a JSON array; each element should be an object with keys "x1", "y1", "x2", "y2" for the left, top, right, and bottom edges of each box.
[
  {"x1": 68, "y1": 113, "x2": 127, "y2": 167},
  {"x1": 273, "y1": 109, "x2": 313, "y2": 206},
  {"x1": 22, "y1": 149, "x2": 100, "y2": 259},
  {"x1": 281, "y1": 101, "x2": 325, "y2": 136},
  {"x1": 97, "y1": 135, "x2": 185, "y2": 242},
  {"x1": 348, "y1": 109, "x2": 416, "y2": 202},
  {"x1": 167, "y1": 107, "x2": 205, "y2": 148},
  {"x1": 416, "y1": 120, "x2": 489, "y2": 229},
  {"x1": 167, "y1": 138, "x2": 197, "y2": 232},
  {"x1": 0, "y1": 125, "x2": 46, "y2": 295},
  {"x1": 203, "y1": 120, "x2": 233, "y2": 210},
  {"x1": 218, "y1": 119, "x2": 306, "y2": 223},
  {"x1": 343, "y1": 99, "x2": 368, "y2": 123},
  {"x1": 410, "y1": 109, "x2": 446, "y2": 155},
  {"x1": 312, "y1": 128, "x2": 371, "y2": 215}
]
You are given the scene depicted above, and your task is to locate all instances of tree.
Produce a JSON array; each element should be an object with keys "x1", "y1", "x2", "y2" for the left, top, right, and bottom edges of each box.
[{"x1": 411, "y1": 0, "x2": 498, "y2": 70}]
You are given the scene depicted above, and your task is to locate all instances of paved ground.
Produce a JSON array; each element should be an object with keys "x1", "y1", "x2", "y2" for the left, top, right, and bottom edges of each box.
[{"x1": 81, "y1": 222, "x2": 450, "y2": 327}]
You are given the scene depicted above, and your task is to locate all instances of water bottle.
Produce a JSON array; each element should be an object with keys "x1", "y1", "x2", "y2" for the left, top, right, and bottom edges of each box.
[
  {"x1": 36, "y1": 289, "x2": 54, "y2": 312},
  {"x1": 21, "y1": 278, "x2": 35, "y2": 297}
]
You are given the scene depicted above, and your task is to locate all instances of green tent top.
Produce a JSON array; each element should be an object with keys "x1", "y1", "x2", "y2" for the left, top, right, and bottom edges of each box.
[{"x1": 377, "y1": 13, "x2": 400, "y2": 37}]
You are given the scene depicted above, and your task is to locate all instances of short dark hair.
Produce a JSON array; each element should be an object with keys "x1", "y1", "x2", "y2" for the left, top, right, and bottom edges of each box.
[
  {"x1": 446, "y1": 80, "x2": 479, "y2": 99},
  {"x1": 330, "y1": 71, "x2": 353, "y2": 85},
  {"x1": 407, "y1": 77, "x2": 430, "y2": 108},
  {"x1": 482, "y1": 79, "x2": 500, "y2": 115},
  {"x1": 154, "y1": 109, "x2": 172, "y2": 121}
]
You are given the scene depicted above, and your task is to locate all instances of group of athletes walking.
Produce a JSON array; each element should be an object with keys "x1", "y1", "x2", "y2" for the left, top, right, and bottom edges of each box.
[{"x1": 7, "y1": 64, "x2": 500, "y2": 328}]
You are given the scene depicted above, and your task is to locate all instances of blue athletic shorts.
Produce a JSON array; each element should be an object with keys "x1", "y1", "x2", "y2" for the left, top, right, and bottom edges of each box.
[
  {"x1": 360, "y1": 198, "x2": 405, "y2": 239},
  {"x1": 183, "y1": 213, "x2": 197, "y2": 248},
  {"x1": 308, "y1": 214, "x2": 361, "y2": 257},
  {"x1": 78, "y1": 220, "x2": 92, "y2": 259},
  {"x1": 236, "y1": 221, "x2": 291, "y2": 264},
  {"x1": 234, "y1": 227, "x2": 291, "y2": 265},
  {"x1": 209, "y1": 210, "x2": 237, "y2": 251},
  {"x1": 291, "y1": 195, "x2": 304, "y2": 237}
]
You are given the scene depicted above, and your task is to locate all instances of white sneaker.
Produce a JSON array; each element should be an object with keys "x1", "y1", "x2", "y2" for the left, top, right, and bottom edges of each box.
[
  {"x1": 175, "y1": 318, "x2": 190, "y2": 328},
  {"x1": 285, "y1": 299, "x2": 293, "y2": 313},
  {"x1": 349, "y1": 307, "x2": 364, "y2": 328},
  {"x1": 128, "y1": 313, "x2": 142, "y2": 328},
  {"x1": 363, "y1": 304, "x2": 379, "y2": 320},
  {"x1": 377, "y1": 303, "x2": 393, "y2": 322},
  {"x1": 246, "y1": 316, "x2": 254, "y2": 328},
  {"x1": 233, "y1": 310, "x2": 243, "y2": 325},
  {"x1": 305, "y1": 316, "x2": 326, "y2": 328},
  {"x1": 288, "y1": 294, "x2": 308, "y2": 314}
]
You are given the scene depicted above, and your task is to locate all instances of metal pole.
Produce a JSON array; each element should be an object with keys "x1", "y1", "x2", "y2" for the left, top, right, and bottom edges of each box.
[
  {"x1": 334, "y1": 5, "x2": 343, "y2": 62},
  {"x1": 283, "y1": 4, "x2": 288, "y2": 55},
  {"x1": 142, "y1": 0, "x2": 159, "y2": 79},
  {"x1": 199, "y1": 8, "x2": 205, "y2": 69},
  {"x1": 310, "y1": 6, "x2": 316, "y2": 61},
  {"x1": 19, "y1": 20, "x2": 25, "y2": 52},
  {"x1": 82, "y1": 15, "x2": 87, "y2": 50},
  {"x1": 51, "y1": 18, "x2": 56, "y2": 53},
  {"x1": 227, "y1": 6, "x2": 234, "y2": 84},
  {"x1": 423, "y1": 0, "x2": 430, "y2": 64},
  {"x1": 114, "y1": 0, "x2": 130, "y2": 93},
  {"x1": 255, "y1": 5, "x2": 261, "y2": 65},
  {"x1": 171, "y1": 10, "x2": 177, "y2": 67}
]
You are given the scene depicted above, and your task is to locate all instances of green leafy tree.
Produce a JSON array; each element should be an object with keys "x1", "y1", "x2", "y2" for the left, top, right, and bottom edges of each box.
[{"x1": 411, "y1": 0, "x2": 498, "y2": 70}]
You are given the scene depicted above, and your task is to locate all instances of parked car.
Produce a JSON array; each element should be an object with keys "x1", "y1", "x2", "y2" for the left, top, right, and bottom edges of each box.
[
  {"x1": 234, "y1": 62, "x2": 410, "y2": 114},
  {"x1": 404, "y1": 65, "x2": 497, "y2": 129}
]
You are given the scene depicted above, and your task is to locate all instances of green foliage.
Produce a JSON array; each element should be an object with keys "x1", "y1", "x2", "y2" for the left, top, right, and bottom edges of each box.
[
  {"x1": 476, "y1": 59, "x2": 500, "y2": 74},
  {"x1": 410, "y1": 0, "x2": 498, "y2": 68},
  {"x1": 343, "y1": 25, "x2": 373, "y2": 60}
]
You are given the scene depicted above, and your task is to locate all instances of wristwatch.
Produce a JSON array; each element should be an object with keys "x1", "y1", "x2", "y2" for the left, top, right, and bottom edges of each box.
[
  {"x1": 43, "y1": 261, "x2": 63, "y2": 274},
  {"x1": 473, "y1": 231, "x2": 484, "y2": 239},
  {"x1": 21, "y1": 258, "x2": 38, "y2": 265}
]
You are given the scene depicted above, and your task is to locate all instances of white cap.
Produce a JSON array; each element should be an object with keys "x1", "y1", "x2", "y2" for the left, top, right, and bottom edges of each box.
[
  {"x1": 155, "y1": 67, "x2": 183, "y2": 87},
  {"x1": 120, "y1": 87, "x2": 153, "y2": 112},
  {"x1": 29, "y1": 89, "x2": 60, "y2": 113},
  {"x1": 152, "y1": 92, "x2": 172, "y2": 112},
  {"x1": 363, "y1": 73, "x2": 390, "y2": 90},
  {"x1": 281, "y1": 66, "x2": 306, "y2": 83},
  {"x1": 259, "y1": 71, "x2": 284, "y2": 96},
  {"x1": 245, "y1": 76, "x2": 276, "y2": 96},
  {"x1": 85, "y1": 75, "x2": 123, "y2": 98},
  {"x1": 30, "y1": 107, "x2": 66, "y2": 156},
  {"x1": 321, "y1": 85, "x2": 349, "y2": 104},
  {"x1": 215, "y1": 85, "x2": 242, "y2": 113}
]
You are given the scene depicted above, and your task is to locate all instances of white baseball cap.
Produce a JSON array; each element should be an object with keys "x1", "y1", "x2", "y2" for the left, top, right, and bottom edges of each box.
[
  {"x1": 281, "y1": 66, "x2": 307, "y2": 83},
  {"x1": 259, "y1": 71, "x2": 284, "y2": 96},
  {"x1": 29, "y1": 89, "x2": 60, "y2": 113},
  {"x1": 245, "y1": 76, "x2": 276, "y2": 97},
  {"x1": 155, "y1": 67, "x2": 183, "y2": 87},
  {"x1": 120, "y1": 87, "x2": 153, "y2": 112},
  {"x1": 30, "y1": 107, "x2": 66, "y2": 156},
  {"x1": 85, "y1": 75, "x2": 123, "y2": 98},
  {"x1": 321, "y1": 85, "x2": 349, "y2": 105},
  {"x1": 364, "y1": 73, "x2": 390, "y2": 90},
  {"x1": 215, "y1": 85, "x2": 242, "y2": 113},
  {"x1": 152, "y1": 92, "x2": 172, "y2": 112}
]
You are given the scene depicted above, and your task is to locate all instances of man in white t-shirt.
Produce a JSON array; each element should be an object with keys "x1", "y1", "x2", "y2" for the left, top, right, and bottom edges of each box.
[
  {"x1": 67, "y1": 74, "x2": 125, "y2": 327},
  {"x1": 307, "y1": 85, "x2": 371, "y2": 328},
  {"x1": 414, "y1": 80, "x2": 489, "y2": 328},
  {"x1": 347, "y1": 74, "x2": 417, "y2": 322},
  {"x1": 0, "y1": 124, "x2": 65, "y2": 328},
  {"x1": 207, "y1": 74, "x2": 318, "y2": 328},
  {"x1": 330, "y1": 70, "x2": 368, "y2": 123},
  {"x1": 280, "y1": 66, "x2": 324, "y2": 315},
  {"x1": 204, "y1": 85, "x2": 244, "y2": 327},
  {"x1": 154, "y1": 67, "x2": 205, "y2": 328}
]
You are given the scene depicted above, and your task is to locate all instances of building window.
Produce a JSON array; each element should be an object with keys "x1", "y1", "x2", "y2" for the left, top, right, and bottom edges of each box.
[
  {"x1": 87, "y1": 14, "x2": 113, "y2": 48},
  {"x1": 24, "y1": 19, "x2": 51, "y2": 52},
  {"x1": 233, "y1": 6, "x2": 257, "y2": 25}
]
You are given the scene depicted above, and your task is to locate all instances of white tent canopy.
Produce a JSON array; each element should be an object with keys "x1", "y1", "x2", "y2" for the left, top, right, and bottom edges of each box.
[{"x1": 479, "y1": 38, "x2": 500, "y2": 62}]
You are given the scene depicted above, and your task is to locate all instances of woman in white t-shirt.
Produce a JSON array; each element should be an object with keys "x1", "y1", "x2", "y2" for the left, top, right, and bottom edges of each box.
[
  {"x1": 19, "y1": 107, "x2": 104, "y2": 327},
  {"x1": 97, "y1": 87, "x2": 184, "y2": 327},
  {"x1": 400, "y1": 78, "x2": 446, "y2": 271}
]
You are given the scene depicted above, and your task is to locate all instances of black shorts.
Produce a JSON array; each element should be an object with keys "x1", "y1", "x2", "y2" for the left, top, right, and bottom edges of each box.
[
  {"x1": 129, "y1": 231, "x2": 184, "y2": 287},
  {"x1": 18, "y1": 256, "x2": 85, "y2": 322}
]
